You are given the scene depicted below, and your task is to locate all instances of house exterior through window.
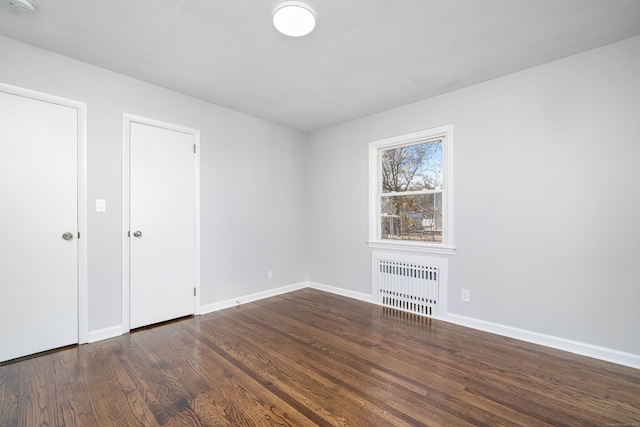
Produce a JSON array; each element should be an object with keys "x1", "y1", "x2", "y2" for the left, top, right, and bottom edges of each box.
[{"x1": 369, "y1": 125, "x2": 455, "y2": 255}]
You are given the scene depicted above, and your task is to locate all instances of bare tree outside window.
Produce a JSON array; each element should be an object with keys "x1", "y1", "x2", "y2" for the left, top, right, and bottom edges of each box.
[
  {"x1": 380, "y1": 140, "x2": 443, "y2": 242},
  {"x1": 369, "y1": 125, "x2": 453, "y2": 252}
]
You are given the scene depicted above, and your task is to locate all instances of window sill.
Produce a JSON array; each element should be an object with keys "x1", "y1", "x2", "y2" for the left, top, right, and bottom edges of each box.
[{"x1": 367, "y1": 240, "x2": 456, "y2": 255}]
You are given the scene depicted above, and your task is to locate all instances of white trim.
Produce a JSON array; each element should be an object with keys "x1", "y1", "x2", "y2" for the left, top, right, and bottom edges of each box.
[
  {"x1": 199, "y1": 282, "x2": 308, "y2": 314},
  {"x1": 76, "y1": 98, "x2": 89, "y2": 344},
  {"x1": 121, "y1": 117, "x2": 131, "y2": 331},
  {"x1": 380, "y1": 188, "x2": 443, "y2": 197},
  {"x1": 0, "y1": 83, "x2": 89, "y2": 345},
  {"x1": 367, "y1": 241, "x2": 456, "y2": 255},
  {"x1": 194, "y1": 131, "x2": 201, "y2": 315},
  {"x1": 441, "y1": 313, "x2": 640, "y2": 370},
  {"x1": 309, "y1": 281, "x2": 639, "y2": 370},
  {"x1": 121, "y1": 113, "x2": 201, "y2": 332},
  {"x1": 83, "y1": 278, "x2": 640, "y2": 369},
  {"x1": 308, "y1": 281, "x2": 374, "y2": 303},
  {"x1": 368, "y1": 125, "x2": 455, "y2": 255},
  {"x1": 87, "y1": 325, "x2": 124, "y2": 343}
]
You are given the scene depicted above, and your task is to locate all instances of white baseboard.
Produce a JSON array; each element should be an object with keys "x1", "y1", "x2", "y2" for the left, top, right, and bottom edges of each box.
[
  {"x1": 85, "y1": 281, "x2": 640, "y2": 369},
  {"x1": 307, "y1": 281, "x2": 374, "y2": 304},
  {"x1": 85, "y1": 282, "x2": 310, "y2": 344},
  {"x1": 441, "y1": 313, "x2": 640, "y2": 370},
  {"x1": 87, "y1": 325, "x2": 124, "y2": 343},
  {"x1": 199, "y1": 281, "x2": 308, "y2": 314},
  {"x1": 308, "y1": 281, "x2": 639, "y2": 370}
]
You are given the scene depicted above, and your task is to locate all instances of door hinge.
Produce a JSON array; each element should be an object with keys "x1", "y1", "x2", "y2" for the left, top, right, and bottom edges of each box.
[
  {"x1": 193, "y1": 144, "x2": 196, "y2": 154},
  {"x1": 128, "y1": 230, "x2": 130, "y2": 237},
  {"x1": 78, "y1": 232, "x2": 80, "y2": 239},
  {"x1": 194, "y1": 287, "x2": 196, "y2": 296}
]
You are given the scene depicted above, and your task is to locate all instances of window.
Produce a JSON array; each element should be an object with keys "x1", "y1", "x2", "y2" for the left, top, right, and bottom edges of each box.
[{"x1": 369, "y1": 125, "x2": 454, "y2": 254}]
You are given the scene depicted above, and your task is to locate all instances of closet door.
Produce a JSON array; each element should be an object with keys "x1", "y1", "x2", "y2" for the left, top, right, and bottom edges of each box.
[
  {"x1": 0, "y1": 89, "x2": 79, "y2": 362},
  {"x1": 128, "y1": 121, "x2": 196, "y2": 329}
]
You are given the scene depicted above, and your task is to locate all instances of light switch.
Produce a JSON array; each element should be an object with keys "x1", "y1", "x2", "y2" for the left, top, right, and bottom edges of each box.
[{"x1": 96, "y1": 199, "x2": 106, "y2": 212}]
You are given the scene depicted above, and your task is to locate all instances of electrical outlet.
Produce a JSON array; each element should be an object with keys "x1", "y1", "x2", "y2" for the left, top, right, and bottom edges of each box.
[
  {"x1": 461, "y1": 289, "x2": 471, "y2": 303},
  {"x1": 268, "y1": 271, "x2": 273, "y2": 280}
]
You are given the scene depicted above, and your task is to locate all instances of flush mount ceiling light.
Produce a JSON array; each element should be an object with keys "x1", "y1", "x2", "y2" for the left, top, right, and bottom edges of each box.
[
  {"x1": 5, "y1": 0, "x2": 36, "y2": 12},
  {"x1": 272, "y1": 1, "x2": 316, "y2": 37}
]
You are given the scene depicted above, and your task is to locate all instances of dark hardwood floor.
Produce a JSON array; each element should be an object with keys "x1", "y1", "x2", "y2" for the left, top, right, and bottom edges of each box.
[{"x1": 1, "y1": 288, "x2": 638, "y2": 426}]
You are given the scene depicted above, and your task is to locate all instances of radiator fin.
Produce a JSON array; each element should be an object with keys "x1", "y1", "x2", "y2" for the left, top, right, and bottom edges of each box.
[{"x1": 377, "y1": 259, "x2": 438, "y2": 317}]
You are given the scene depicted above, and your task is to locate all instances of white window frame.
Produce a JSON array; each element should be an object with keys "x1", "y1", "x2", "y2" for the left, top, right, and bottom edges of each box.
[{"x1": 368, "y1": 125, "x2": 455, "y2": 255}]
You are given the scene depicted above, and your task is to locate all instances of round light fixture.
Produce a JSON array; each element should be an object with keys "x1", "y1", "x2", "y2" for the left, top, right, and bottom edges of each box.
[
  {"x1": 272, "y1": 1, "x2": 316, "y2": 37},
  {"x1": 5, "y1": 0, "x2": 36, "y2": 12}
]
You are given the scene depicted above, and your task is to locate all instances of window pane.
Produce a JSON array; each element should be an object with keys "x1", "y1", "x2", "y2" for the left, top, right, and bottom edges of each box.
[
  {"x1": 381, "y1": 140, "x2": 442, "y2": 193},
  {"x1": 380, "y1": 193, "x2": 442, "y2": 242}
]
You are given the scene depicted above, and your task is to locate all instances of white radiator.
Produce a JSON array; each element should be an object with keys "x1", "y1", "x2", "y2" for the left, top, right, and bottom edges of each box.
[{"x1": 374, "y1": 254, "x2": 440, "y2": 317}]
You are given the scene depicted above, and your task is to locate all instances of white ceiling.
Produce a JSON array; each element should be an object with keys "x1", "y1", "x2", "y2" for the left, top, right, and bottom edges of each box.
[{"x1": 1, "y1": 0, "x2": 640, "y2": 132}]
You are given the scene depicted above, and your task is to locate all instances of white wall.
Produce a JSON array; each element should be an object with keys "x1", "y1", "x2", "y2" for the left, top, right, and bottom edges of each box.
[
  {"x1": 2, "y1": 33, "x2": 639, "y2": 361},
  {"x1": 307, "y1": 35, "x2": 640, "y2": 356},
  {"x1": 0, "y1": 36, "x2": 308, "y2": 333}
]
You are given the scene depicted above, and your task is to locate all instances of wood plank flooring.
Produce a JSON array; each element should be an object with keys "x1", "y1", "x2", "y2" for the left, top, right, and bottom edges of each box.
[{"x1": 1, "y1": 288, "x2": 638, "y2": 426}]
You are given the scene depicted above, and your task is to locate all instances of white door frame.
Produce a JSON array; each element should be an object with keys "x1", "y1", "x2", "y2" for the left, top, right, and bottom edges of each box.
[
  {"x1": 121, "y1": 113, "x2": 201, "y2": 333},
  {"x1": 0, "y1": 82, "x2": 88, "y2": 344}
]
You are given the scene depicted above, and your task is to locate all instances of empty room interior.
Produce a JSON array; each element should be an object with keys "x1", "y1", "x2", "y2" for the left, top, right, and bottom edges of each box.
[{"x1": 1, "y1": 0, "x2": 639, "y2": 425}]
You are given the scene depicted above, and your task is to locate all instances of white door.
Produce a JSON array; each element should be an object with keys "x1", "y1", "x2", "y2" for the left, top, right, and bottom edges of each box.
[
  {"x1": 129, "y1": 121, "x2": 196, "y2": 329},
  {"x1": 0, "y1": 90, "x2": 79, "y2": 362}
]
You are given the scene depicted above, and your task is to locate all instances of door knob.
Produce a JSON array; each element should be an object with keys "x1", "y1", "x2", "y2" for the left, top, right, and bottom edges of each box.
[
  {"x1": 62, "y1": 232, "x2": 74, "y2": 241},
  {"x1": 133, "y1": 230, "x2": 142, "y2": 238}
]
